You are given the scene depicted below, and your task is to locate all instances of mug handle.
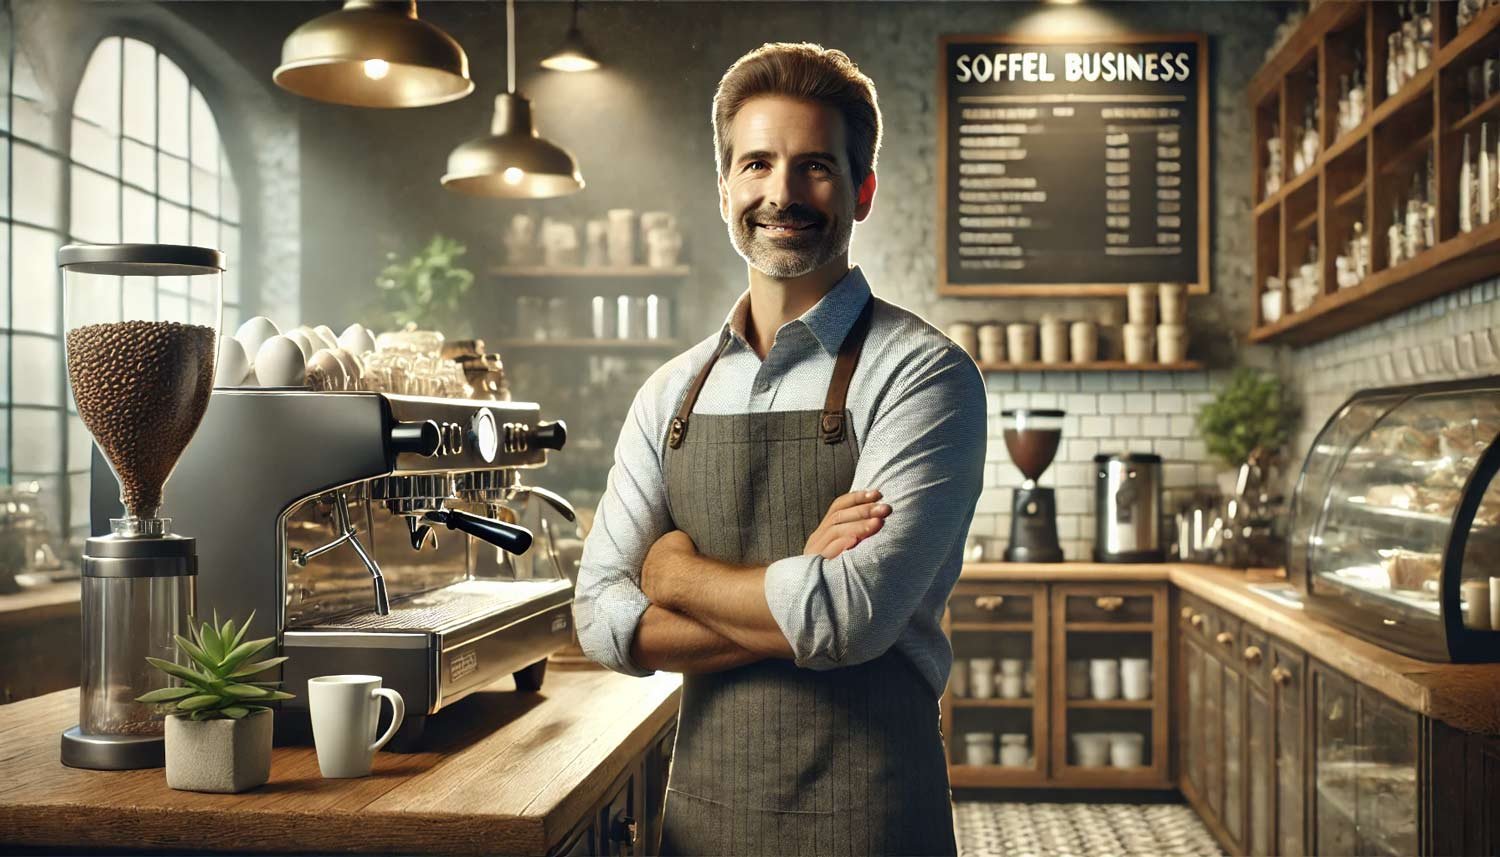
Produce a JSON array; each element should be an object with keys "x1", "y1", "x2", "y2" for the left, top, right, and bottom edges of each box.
[{"x1": 368, "y1": 687, "x2": 406, "y2": 754}]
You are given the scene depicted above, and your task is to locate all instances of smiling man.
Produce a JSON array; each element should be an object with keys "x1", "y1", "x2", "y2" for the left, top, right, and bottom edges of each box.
[{"x1": 574, "y1": 42, "x2": 985, "y2": 856}]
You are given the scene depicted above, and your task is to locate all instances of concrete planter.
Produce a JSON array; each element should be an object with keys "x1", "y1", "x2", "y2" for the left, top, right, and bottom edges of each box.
[{"x1": 164, "y1": 709, "x2": 273, "y2": 793}]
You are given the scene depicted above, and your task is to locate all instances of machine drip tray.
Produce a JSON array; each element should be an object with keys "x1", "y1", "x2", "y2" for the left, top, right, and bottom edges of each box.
[{"x1": 309, "y1": 579, "x2": 571, "y2": 635}]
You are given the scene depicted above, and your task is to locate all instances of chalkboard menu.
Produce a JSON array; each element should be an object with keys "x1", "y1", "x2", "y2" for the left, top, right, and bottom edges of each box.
[{"x1": 937, "y1": 33, "x2": 1209, "y2": 296}]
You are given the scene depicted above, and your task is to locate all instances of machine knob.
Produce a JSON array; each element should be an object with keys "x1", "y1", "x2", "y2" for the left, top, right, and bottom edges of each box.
[
  {"x1": 390, "y1": 420, "x2": 442, "y2": 456},
  {"x1": 470, "y1": 408, "x2": 499, "y2": 463},
  {"x1": 530, "y1": 419, "x2": 567, "y2": 451}
]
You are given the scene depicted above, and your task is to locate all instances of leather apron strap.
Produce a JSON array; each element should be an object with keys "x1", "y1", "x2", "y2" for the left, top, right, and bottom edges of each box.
[{"x1": 667, "y1": 296, "x2": 874, "y2": 449}]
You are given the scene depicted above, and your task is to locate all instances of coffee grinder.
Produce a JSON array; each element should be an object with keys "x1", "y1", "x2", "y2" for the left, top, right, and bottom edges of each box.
[
  {"x1": 58, "y1": 243, "x2": 223, "y2": 769},
  {"x1": 1002, "y1": 408, "x2": 1064, "y2": 563}
]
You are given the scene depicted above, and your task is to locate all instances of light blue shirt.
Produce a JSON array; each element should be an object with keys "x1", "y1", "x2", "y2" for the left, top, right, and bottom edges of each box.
[{"x1": 572, "y1": 267, "x2": 987, "y2": 697}]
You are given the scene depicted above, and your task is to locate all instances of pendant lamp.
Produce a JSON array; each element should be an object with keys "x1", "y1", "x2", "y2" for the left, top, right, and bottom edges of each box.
[
  {"x1": 540, "y1": 0, "x2": 601, "y2": 72},
  {"x1": 441, "y1": 0, "x2": 584, "y2": 198},
  {"x1": 273, "y1": 0, "x2": 473, "y2": 109}
]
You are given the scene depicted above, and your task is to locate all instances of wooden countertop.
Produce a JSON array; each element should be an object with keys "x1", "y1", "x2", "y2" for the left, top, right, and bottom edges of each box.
[
  {"x1": 0, "y1": 580, "x2": 79, "y2": 627},
  {"x1": 961, "y1": 561, "x2": 1500, "y2": 735},
  {"x1": 0, "y1": 669, "x2": 682, "y2": 855}
]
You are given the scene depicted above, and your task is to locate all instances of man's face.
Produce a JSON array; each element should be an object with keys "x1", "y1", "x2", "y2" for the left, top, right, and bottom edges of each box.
[{"x1": 719, "y1": 96, "x2": 871, "y2": 279}]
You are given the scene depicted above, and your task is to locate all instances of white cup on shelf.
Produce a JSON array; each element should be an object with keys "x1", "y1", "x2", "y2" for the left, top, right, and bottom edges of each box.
[
  {"x1": 1089, "y1": 658, "x2": 1121, "y2": 700},
  {"x1": 963, "y1": 732, "x2": 997, "y2": 766},
  {"x1": 998, "y1": 674, "x2": 1024, "y2": 700},
  {"x1": 1110, "y1": 732, "x2": 1145, "y2": 768},
  {"x1": 969, "y1": 657, "x2": 996, "y2": 699},
  {"x1": 999, "y1": 658, "x2": 1023, "y2": 677},
  {"x1": 999, "y1": 733, "x2": 1029, "y2": 768},
  {"x1": 949, "y1": 659, "x2": 969, "y2": 698},
  {"x1": 1072, "y1": 732, "x2": 1111, "y2": 767},
  {"x1": 1120, "y1": 657, "x2": 1151, "y2": 701}
]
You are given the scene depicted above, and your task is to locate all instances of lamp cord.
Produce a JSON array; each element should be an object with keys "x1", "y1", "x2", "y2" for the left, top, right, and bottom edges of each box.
[{"x1": 506, "y1": 0, "x2": 516, "y2": 94}]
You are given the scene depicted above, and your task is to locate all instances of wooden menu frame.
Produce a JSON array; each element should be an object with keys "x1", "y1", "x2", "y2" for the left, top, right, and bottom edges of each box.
[{"x1": 936, "y1": 31, "x2": 1211, "y2": 297}]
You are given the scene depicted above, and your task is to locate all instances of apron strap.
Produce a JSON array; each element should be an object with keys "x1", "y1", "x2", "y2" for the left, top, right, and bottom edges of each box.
[
  {"x1": 667, "y1": 296, "x2": 876, "y2": 450},
  {"x1": 820, "y1": 297, "x2": 874, "y2": 444}
]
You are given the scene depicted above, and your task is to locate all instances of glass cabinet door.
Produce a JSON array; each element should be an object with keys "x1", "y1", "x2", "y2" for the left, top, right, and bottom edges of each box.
[
  {"x1": 1183, "y1": 636, "x2": 1204, "y2": 797},
  {"x1": 1223, "y1": 665, "x2": 1244, "y2": 846},
  {"x1": 1204, "y1": 653, "x2": 1223, "y2": 818},
  {"x1": 1314, "y1": 665, "x2": 1358, "y2": 856},
  {"x1": 1354, "y1": 686, "x2": 1419, "y2": 857},
  {"x1": 1247, "y1": 682, "x2": 1271, "y2": 856},
  {"x1": 1273, "y1": 644, "x2": 1306, "y2": 857}
]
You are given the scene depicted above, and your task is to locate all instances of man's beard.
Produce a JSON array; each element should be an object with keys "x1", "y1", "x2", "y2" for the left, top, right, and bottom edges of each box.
[{"x1": 728, "y1": 204, "x2": 852, "y2": 279}]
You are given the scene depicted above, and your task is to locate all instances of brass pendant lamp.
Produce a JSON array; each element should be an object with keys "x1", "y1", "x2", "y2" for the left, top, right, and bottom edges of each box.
[
  {"x1": 441, "y1": 0, "x2": 584, "y2": 198},
  {"x1": 273, "y1": 0, "x2": 474, "y2": 109},
  {"x1": 540, "y1": 0, "x2": 601, "y2": 72}
]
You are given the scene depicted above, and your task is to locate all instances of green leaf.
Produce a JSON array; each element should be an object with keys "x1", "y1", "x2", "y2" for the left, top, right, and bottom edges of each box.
[
  {"x1": 173, "y1": 634, "x2": 215, "y2": 671},
  {"x1": 136, "y1": 685, "x2": 198, "y2": 703},
  {"x1": 223, "y1": 683, "x2": 270, "y2": 698},
  {"x1": 260, "y1": 691, "x2": 296, "y2": 702},
  {"x1": 200, "y1": 620, "x2": 224, "y2": 662},
  {"x1": 227, "y1": 656, "x2": 289, "y2": 679},
  {"x1": 228, "y1": 610, "x2": 255, "y2": 652},
  {"x1": 220, "y1": 617, "x2": 237, "y2": 652},
  {"x1": 175, "y1": 694, "x2": 223, "y2": 711},
  {"x1": 190, "y1": 709, "x2": 212, "y2": 721},
  {"x1": 222, "y1": 706, "x2": 249, "y2": 719},
  {"x1": 145, "y1": 657, "x2": 215, "y2": 690},
  {"x1": 219, "y1": 637, "x2": 274, "y2": 674}
]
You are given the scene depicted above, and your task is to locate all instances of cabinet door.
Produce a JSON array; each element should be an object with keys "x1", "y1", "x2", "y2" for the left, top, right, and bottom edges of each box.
[
  {"x1": 1247, "y1": 681, "x2": 1272, "y2": 856},
  {"x1": 1203, "y1": 652, "x2": 1224, "y2": 820},
  {"x1": 1181, "y1": 634, "x2": 1205, "y2": 798},
  {"x1": 1312, "y1": 664, "x2": 1359, "y2": 856},
  {"x1": 1271, "y1": 643, "x2": 1306, "y2": 857},
  {"x1": 1353, "y1": 685, "x2": 1418, "y2": 857},
  {"x1": 1223, "y1": 665, "x2": 1245, "y2": 848}
]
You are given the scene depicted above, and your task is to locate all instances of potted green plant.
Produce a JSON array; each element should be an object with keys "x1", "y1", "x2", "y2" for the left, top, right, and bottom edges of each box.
[
  {"x1": 1197, "y1": 367, "x2": 1295, "y2": 494},
  {"x1": 137, "y1": 611, "x2": 292, "y2": 793},
  {"x1": 368, "y1": 234, "x2": 475, "y2": 336}
]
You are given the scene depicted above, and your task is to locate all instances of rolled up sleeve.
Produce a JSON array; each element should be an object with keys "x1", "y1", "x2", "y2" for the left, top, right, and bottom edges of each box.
[
  {"x1": 762, "y1": 343, "x2": 986, "y2": 669},
  {"x1": 574, "y1": 381, "x2": 674, "y2": 677}
]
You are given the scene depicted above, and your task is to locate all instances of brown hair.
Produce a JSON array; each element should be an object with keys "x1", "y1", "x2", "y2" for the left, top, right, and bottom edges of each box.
[{"x1": 712, "y1": 42, "x2": 882, "y2": 189}]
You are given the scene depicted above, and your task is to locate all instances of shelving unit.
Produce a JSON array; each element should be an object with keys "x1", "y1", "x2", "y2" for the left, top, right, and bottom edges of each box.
[{"x1": 1249, "y1": 1, "x2": 1500, "y2": 346}]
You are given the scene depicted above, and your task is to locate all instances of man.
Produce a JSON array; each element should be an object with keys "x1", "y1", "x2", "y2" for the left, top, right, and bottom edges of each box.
[{"x1": 574, "y1": 42, "x2": 985, "y2": 856}]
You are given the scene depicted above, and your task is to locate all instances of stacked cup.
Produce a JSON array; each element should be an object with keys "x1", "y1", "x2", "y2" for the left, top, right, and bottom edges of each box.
[
  {"x1": 1124, "y1": 284, "x2": 1156, "y2": 364},
  {"x1": 1158, "y1": 284, "x2": 1188, "y2": 363}
]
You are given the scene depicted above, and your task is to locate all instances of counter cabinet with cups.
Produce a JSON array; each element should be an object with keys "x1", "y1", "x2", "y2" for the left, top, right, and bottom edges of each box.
[{"x1": 941, "y1": 581, "x2": 1172, "y2": 789}]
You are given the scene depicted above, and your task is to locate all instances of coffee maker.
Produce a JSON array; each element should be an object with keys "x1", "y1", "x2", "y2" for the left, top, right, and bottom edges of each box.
[
  {"x1": 95, "y1": 389, "x2": 575, "y2": 745},
  {"x1": 1002, "y1": 408, "x2": 1064, "y2": 563}
]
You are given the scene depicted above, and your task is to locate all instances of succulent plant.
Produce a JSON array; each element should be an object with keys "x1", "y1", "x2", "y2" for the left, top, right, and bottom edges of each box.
[{"x1": 137, "y1": 610, "x2": 294, "y2": 720}]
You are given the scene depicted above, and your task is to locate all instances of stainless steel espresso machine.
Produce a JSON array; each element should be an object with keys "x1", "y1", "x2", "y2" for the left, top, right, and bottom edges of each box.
[{"x1": 92, "y1": 389, "x2": 575, "y2": 744}]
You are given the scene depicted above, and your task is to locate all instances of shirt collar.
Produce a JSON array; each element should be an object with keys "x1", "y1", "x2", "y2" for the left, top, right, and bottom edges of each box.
[{"x1": 721, "y1": 266, "x2": 872, "y2": 357}]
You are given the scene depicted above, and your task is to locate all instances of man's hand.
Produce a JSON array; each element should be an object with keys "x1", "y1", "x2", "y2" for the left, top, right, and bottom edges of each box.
[
  {"x1": 803, "y1": 489, "x2": 890, "y2": 559},
  {"x1": 641, "y1": 529, "x2": 696, "y2": 604}
]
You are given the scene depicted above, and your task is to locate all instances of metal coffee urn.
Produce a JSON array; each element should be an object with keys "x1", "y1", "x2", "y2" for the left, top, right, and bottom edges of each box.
[{"x1": 1093, "y1": 453, "x2": 1164, "y2": 563}]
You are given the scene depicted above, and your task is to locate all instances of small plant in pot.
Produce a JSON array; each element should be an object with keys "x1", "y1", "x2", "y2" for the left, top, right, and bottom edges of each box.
[
  {"x1": 137, "y1": 611, "x2": 292, "y2": 793},
  {"x1": 1197, "y1": 367, "x2": 1296, "y2": 494}
]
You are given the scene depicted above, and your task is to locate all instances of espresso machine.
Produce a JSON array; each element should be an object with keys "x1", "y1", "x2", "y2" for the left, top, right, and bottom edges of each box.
[{"x1": 94, "y1": 389, "x2": 575, "y2": 744}]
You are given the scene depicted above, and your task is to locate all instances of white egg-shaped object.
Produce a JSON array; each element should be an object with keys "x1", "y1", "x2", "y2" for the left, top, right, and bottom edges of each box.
[
  {"x1": 312, "y1": 324, "x2": 340, "y2": 351},
  {"x1": 234, "y1": 317, "x2": 281, "y2": 360},
  {"x1": 331, "y1": 347, "x2": 363, "y2": 390},
  {"x1": 284, "y1": 328, "x2": 316, "y2": 362},
  {"x1": 338, "y1": 324, "x2": 377, "y2": 356},
  {"x1": 254, "y1": 335, "x2": 307, "y2": 387},
  {"x1": 214, "y1": 336, "x2": 252, "y2": 387},
  {"x1": 306, "y1": 348, "x2": 347, "y2": 392}
]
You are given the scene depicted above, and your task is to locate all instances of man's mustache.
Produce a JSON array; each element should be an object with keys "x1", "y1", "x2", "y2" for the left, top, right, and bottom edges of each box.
[{"x1": 744, "y1": 206, "x2": 826, "y2": 230}]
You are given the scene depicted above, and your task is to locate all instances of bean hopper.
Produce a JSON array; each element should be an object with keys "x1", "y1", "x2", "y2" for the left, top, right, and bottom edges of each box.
[
  {"x1": 58, "y1": 243, "x2": 223, "y2": 769},
  {"x1": 1002, "y1": 408, "x2": 1065, "y2": 563}
]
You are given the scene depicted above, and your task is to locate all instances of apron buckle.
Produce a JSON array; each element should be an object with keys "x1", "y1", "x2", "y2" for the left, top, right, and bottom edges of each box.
[
  {"x1": 668, "y1": 417, "x2": 687, "y2": 449},
  {"x1": 819, "y1": 412, "x2": 845, "y2": 444}
]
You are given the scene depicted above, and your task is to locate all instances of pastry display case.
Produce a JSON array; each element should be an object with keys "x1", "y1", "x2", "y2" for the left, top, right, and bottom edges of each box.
[{"x1": 1288, "y1": 376, "x2": 1500, "y2": 662}]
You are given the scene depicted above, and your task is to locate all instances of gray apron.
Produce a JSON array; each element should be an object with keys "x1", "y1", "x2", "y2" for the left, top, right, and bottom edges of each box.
[{"x1": 658, "y1": 299, "x2": 957, "y2": 857}]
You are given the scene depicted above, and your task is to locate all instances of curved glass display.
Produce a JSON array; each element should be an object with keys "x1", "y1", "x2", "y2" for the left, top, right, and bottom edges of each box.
[{"x1": 1290, "y1": 379, "x2": 1500, "y2": 662}]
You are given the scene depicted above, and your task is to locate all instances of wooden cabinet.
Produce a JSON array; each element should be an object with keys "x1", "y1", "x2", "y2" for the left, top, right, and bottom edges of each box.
[
  {"x1": 943, "y1": 581, "x2": 1170, "y2": 789},
  {"x1": 1271, "y1": 642, "x2": 1308, "y2": 857},
  {"x1": 550, "y1": 719, "x2": 673, "y2": 857}
]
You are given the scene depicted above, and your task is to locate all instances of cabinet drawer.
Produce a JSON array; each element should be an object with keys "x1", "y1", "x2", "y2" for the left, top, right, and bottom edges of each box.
[
  {"x1": 949, "y1": 584, "x2": 1037, "y2": 625},
  {"x1": 1064, "y1": 591, "x2": 1154, "y2": 624}
]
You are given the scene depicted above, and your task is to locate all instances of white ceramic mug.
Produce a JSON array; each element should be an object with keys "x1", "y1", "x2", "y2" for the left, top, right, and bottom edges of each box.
[
  {"x1": 1073, "y1": 732, "x2": 1111, "y2": 767},
  {"x1": 1110, "y1": 732, "x2": 1145, "y2": 768},
  {"x1": 1126, "y1": 283, "x2": 1158, "y2": 325},
  {"x1": 963, "y1": 732, "x2": 996, "y2": 766},
  {"x1": 999, "y1": 657, "x2": 1023, "y2": 677},
  {"x1": 1120, "y1": 657, "x2": 1151, "y2": 701},
  {"x1": 308, "y1": 675, "x2": 406, "y2": 778},
  {"x1": 998, "y1": 674, "x2": 1024, "y2": 700},
  {"x1": 1089, "y1": 658, "x2": 1121, "y2": 700},
  {"x1": 1461, "y1": 579, "x2": 1491, "y2": 631},
  {"x1": 999, "y1": 733, "x2": 1029, "y2": 768},
  {"x1": 968, "y1": 657, "x2": 996, "y2": 699}
]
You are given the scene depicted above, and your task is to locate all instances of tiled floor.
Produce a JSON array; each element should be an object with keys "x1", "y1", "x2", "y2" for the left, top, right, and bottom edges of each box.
[{"x1": 955, "y1": 801, "x2": 1224, "y2": 857}]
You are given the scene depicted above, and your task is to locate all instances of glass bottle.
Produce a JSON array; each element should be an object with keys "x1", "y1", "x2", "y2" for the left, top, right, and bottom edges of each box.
[
  {"x1": 1387, "y1": 29, "x2": 1404, "y2": 96},
  {"x1": 1389, "y1": 203, "x2": 1406, "y2": 266},
  {"x1": 1402, "y1": 1, "x2": 1420, "y2": 80},
  {"x1": 1405, "y1": 172, "x2": 1424, "y2": 258},
  {"x1": 1461, "y1": 132, "x2": 1475, "y2": 234},
  {"x1": 1349, "y1": 63, "x2": 1365, "y2": 127},
  {"x1": 1416, "y1": 1, "x2": 1433, "y2": 71},
  {"x1": 1482, "y1": 123, "x2": 1493, "y2": 226}
]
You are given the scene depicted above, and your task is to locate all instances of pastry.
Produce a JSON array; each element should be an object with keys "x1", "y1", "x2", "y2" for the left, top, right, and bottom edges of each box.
[{"x1": 1382, "y1": 549, "x2": 1442, "y2": 592}]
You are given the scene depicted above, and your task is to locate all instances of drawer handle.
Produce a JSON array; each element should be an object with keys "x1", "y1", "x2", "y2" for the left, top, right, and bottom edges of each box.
[
  {"x1": 1243, "y1": 645, "x2": 1263, "y2": 666},
  {"x1": 1216, "y1": 631, "x2": 1234, "y2": 647},
  {"x1": 1190, "y1": 614, "x2": 1204, "y2": 629},
  {"x1": 1272, "y1": 666, "x2": 1292, "y2": 686},
  {"x1": 974, "y1": 595, "x2": 1006, "y2": 611},
  {"x1": 611, "y1": 813, "x2": 639, "y2": 846},
  {"x1": 1095, "y1": 596, "x2": 1125, "y2": 612}
]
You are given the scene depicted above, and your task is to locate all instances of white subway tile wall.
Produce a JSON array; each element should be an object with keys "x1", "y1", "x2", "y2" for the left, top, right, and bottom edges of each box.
[{"x1": 973, "y1": 369, "x2": 1227, "y2": 561}]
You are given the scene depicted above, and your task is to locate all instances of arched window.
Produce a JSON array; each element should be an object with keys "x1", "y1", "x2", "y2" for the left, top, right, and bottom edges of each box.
[{"x1": 2, "y1": 20, "x2": 245, "y2": 544}]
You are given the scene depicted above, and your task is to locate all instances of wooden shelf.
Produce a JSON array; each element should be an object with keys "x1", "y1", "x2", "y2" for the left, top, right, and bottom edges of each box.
[
  {"x1": 949, "y1": 764, "x2": 1045, "y2": 789},
  {"x1": 950, "y1": 621, "x2": 1034, "y2": 633},
  {"x1": 1067, "y1": 698, "x2": 1156, "y2": 710},
  {"x1": 1065, "y1": 622, "x2": 1157, "y2": 633},
  {"x1": 497, "y1": 338, "x2": 684, "y2": 351},
  {"x1": 1248, "y1": 4, "x2": 1500, "y2": 345},
  {"x1": 952, "y1": 698, "x2": 1035, "y2": 709},
  {"x1": 490, "y1": 265, "x2": 691, "y2": 278},
  {"x1": 976, "y1": 361, "x2": 1204, "y2": 373}
]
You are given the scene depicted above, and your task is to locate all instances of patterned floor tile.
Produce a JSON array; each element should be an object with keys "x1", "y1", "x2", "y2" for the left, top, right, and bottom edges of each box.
[{"x1": 955, "y1": 801, "x2": 1224, "y2": 857}]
